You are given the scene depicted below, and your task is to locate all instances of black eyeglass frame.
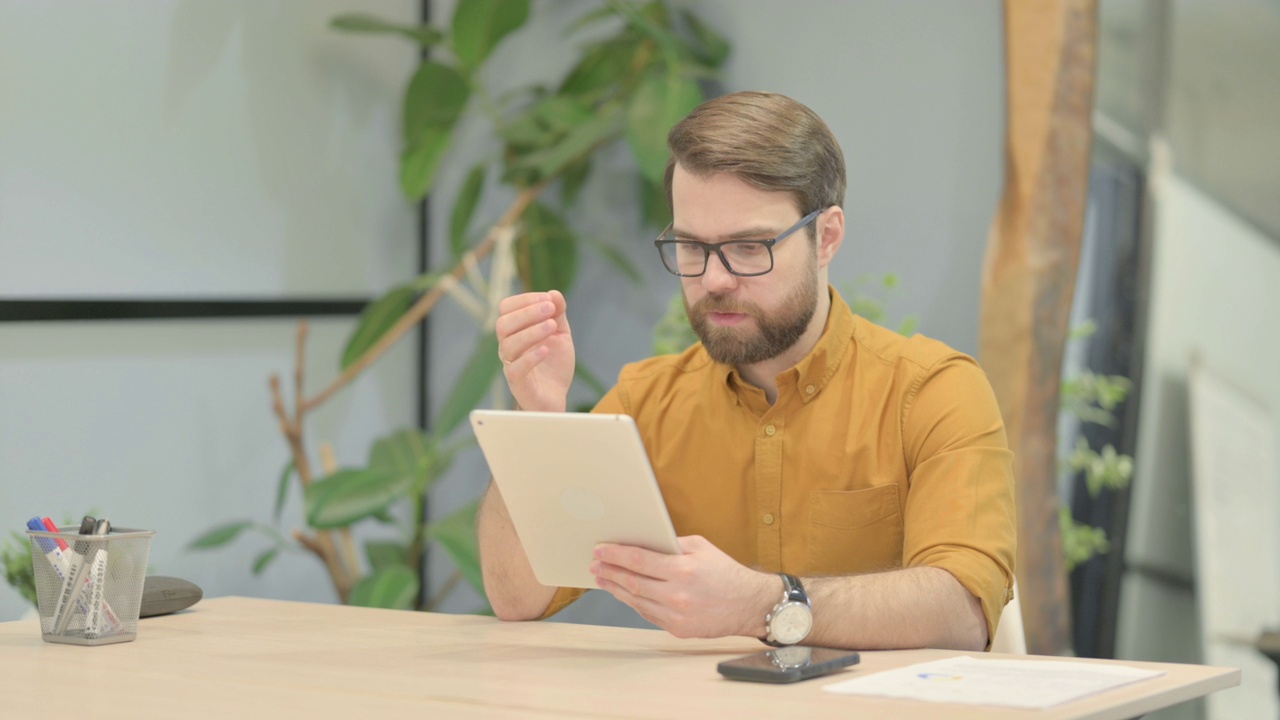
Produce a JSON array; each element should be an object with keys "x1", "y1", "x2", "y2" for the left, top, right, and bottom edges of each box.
[{"x1": 653, "y1": 207, "x2": 827, "y2": 278}]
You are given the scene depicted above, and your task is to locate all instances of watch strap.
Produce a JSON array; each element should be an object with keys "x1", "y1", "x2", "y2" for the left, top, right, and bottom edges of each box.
[{"x1": 779, "y1": 573, "x2": 808, "y2": 605}]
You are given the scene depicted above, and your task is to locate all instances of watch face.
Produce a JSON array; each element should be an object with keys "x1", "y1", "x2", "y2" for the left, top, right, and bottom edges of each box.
[{"x1": 771, "y1": 601, "x2": 813, "y2": 645}]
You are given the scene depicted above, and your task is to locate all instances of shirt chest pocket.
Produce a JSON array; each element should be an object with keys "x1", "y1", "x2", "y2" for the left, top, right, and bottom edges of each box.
[{"x1": 807, "y1": 484, "x2": 904, "y2": 576}]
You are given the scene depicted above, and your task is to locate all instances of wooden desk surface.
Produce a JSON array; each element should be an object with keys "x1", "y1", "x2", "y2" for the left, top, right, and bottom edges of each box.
[{"x1": 0, "y1": 596, "x2": 1238, "y2": 719}]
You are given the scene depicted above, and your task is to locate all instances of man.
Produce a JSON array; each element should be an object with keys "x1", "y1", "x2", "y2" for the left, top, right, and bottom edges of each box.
[{"x1": 479, "y1": 91, "x2": 1015, "y2": 651}]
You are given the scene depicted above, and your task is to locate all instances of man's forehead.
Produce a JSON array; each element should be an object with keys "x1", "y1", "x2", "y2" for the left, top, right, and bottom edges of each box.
[{"x1": 671, "y1": 173, "x2": 801, "y2": 236}]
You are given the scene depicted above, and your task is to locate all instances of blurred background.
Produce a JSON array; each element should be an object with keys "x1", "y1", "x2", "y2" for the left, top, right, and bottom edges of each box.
[{"x1": 1, "y1": 2, "x2": 1277, "y2": 718}]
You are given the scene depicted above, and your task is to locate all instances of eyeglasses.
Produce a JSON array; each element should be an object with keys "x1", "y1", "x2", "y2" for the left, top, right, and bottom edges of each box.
[{"x1": 654, "y1": 207, "x2": 825, "y2": 278}]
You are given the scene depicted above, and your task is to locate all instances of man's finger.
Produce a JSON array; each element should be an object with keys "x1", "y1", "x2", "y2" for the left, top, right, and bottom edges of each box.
[
  {"x1": 594, "y1": 543, "x2": 667, "y2": 579},
  {"x1": 592, "y1": 560, "x2": 663, "y2": 599},
  {"x1": 548, "y1": 290, "x2": 571, "y2": 333},
  {"x1": 497, "y1": 292, "x2": 551, "y2": 316},
  {"x1": 499, "y1": 318, "x2": 556, "y2": 367},
  {"x1": 502, "y1": 342, "x2": 548, "y2": 378},
  {"x1": 495, "y1": 297, "x2": 555, "y2": 340}
]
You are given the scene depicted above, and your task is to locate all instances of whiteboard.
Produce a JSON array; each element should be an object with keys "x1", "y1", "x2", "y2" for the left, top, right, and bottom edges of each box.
[{"x1": 1188, "y1": 356, "x2": 1280, "y2": 720}]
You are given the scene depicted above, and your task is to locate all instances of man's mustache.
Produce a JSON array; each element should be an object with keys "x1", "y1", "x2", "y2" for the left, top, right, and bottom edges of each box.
[{"x1": 692, "y1": 295, "x2": 759, "y2": 315}]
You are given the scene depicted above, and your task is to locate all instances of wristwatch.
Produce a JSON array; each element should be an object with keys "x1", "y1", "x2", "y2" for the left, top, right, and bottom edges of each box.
[{"x1": 763, "y1": 573, "x2": 813, "y2": 646}]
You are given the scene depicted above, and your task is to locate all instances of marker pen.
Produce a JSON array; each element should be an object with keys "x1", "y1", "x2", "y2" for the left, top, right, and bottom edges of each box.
[
  {"x1": 46, "y1": 517, "x2": 122, "y2": 635},
  {"x1": 51, "y1": 516, "x2": 99, "y2": 637},
  {"x1": 83, "y1": 518, "x2": 111, "y2": 638},
  {"x1": 30, "y1": 517, "x2": 91, "y2": 633},
  {"x1": 26, "y1": 517, "x2": 68, "y2": 577},
  {"x1": 39, "y1": 517, "x2": 70, "y2": 555}
]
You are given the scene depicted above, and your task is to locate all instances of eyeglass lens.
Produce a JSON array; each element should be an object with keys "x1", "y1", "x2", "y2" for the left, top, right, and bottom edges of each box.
[{"x1": 658, "y1": 241, "x2": 773, "y2": 276}]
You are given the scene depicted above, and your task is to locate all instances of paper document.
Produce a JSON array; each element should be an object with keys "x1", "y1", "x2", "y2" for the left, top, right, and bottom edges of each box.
[{"x1": 823, "y1": 655, "x2": 1164, "y2": 709}]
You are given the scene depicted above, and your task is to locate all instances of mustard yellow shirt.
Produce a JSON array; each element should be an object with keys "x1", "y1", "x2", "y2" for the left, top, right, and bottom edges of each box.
[{"x1": 542, "y1": 288, "x2": 1016, "y2": 642}]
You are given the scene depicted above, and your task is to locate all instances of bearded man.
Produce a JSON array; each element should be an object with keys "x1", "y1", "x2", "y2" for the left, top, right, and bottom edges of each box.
[{"x1": 479, "y1": 91, "x2": 1016, "y2": 652}]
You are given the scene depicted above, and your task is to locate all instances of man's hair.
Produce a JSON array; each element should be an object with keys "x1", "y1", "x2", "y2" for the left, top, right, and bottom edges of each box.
[{"x1": 663, "y1": 91, "x2": 847, "y2": 220}]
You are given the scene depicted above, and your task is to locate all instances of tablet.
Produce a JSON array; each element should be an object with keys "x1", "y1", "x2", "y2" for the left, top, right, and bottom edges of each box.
[{"x1": 470, "y1": 410, "x2": 682, "y2": 589}]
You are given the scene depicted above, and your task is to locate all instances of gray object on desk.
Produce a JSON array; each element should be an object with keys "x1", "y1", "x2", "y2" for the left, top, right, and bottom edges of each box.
[{"x1": 139, "y1": 576, "x2": 203, "y2": 618}]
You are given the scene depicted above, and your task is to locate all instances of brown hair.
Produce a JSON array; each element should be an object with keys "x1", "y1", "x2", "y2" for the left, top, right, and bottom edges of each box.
[{"x1": 664, "y1": 91, "x2": 847, "y2": 220}]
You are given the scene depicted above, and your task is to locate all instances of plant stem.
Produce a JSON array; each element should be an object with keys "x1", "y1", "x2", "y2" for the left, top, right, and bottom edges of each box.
[{"x1": 269, "y1": 343, "x2": 353, "y2": 602}]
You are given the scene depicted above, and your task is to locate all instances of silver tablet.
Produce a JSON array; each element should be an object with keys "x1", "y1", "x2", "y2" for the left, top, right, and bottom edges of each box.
[{"x1": 470, "y1": 409, "x2": 682, "y2": 589}]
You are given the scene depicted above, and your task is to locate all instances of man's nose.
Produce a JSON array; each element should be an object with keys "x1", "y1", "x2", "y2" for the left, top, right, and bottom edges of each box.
[{"x1": 700, "y1": 250, "x2": 738, "y2": 293}]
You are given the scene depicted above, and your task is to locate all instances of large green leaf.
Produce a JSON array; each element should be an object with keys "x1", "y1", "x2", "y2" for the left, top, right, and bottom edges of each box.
[
  {"x1": 425, "y1": 501, "x2": 484, "y2": 596},
  {"x1": 451, "y1": 0, "x2": 531, "y2": 70},
  {"x1": 508, "y1": 112, "x2": 616, "y2": 183},
  {"x1": 330, "y1": 14, "x2": 444, "y2": 47},
  {"x1": 565, "y1": 4, "x2": 620, "y2": 36},
  {"x1": 638, "y1": 171, "x2": 672, "y2": 228},
  {"x1": 364, "y1": 541, "x2": 409, "y2": 573},
  {"x1": 348, "y1": 564, "x2": 418, "y2": 609},
  {"x1": 403, "y1": 61, "x2": 469, "y2": 148},
  {"x1": 433, "y1": 332, "x2": 502, "y2": 437},
  {"x1": 532, "y1": 95, "x2": 594, "y2": 134},
  {"x1": 626, "y1": 71, "x2": 702, "y2": 184},
  {"x1": 678, "y1": 9, "x2": 729, "y2": 68},
  {"x1": 370, "y1": 429, "x2": 438, "y2": 495},
  {"x1": 559, "y1": 36, "x2": 641, "y2": 98},
  {"x1": 559, "y1": 156, "x2": 592, "y2": 208},
  {"x1": 188, "y1": 521, "x2": 252, "y2": 550},
  {"x1": 519, "y1": 202, "x2": 578, "y2": 293},
  {"x1": 400, "y1": 126, "x2": 453, "y2": 201},
  {"x1": 304, "y1": 467, "x2": 411, "y2": 529},
  {"x1": 341, "y1": 285, "x2": 418, "y2": 371},
  {"x1": 499, "y1": 98, "x2": 556, "y2": 150},
  {"x1": 620, "y1": 0, "x2": 680, "y2": 57},
  {"x1": 450, "y1": 164, "x2": 486, "y2": 258}
]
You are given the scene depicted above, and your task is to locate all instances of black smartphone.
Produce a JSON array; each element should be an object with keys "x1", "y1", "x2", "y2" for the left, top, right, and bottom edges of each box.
[{"x1": 716, "y1": 646, "x2": 861, "y2": 684}]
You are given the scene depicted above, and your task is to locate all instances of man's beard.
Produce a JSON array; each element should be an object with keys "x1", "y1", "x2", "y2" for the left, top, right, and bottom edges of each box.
[{"x1": 685, "y1": 264, "x2": 819, "y2": 366}]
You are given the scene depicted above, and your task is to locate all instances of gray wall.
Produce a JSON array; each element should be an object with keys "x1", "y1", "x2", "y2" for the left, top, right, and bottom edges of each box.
[{"x1": 0, "y1": 0, "x2": 420, "y2": 621}]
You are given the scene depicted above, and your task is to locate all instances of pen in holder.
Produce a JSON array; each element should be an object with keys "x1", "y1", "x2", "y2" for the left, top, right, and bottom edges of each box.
[{"x1": 27, "y1": 521, "x2": 154, "y2": 645}]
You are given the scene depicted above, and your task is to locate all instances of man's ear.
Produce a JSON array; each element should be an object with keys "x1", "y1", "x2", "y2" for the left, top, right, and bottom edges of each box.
[{"x1": 816, "y1": 206, "x2": 845, "y2": 268}]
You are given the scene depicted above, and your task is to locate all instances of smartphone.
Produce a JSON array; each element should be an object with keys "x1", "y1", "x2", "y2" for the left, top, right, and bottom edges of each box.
[{"x1": 716, "y1": 646, "x2": 861, "y2": 684}]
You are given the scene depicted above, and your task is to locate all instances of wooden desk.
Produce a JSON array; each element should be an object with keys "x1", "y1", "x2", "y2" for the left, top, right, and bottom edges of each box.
[{"x1": 0, "y1": 597, "x2": 1238, "y2": 719}]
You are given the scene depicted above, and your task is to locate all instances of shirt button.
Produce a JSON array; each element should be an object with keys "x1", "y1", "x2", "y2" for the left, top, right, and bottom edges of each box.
[
  {"x1": 763, "y1": 513, "x2": 775, "y2": 525},
  {"x1": 765, "y1": 424, "x2": 776, "y2": 436},
  {"x1": 805, "y1": 384, "x2": 816, "y2": 395}
]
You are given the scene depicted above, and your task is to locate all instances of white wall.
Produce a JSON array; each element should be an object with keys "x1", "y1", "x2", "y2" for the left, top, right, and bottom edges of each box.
[
  {"x1": 1117, "y1": 172, "x2": 1280, "y2": 719},
  {"x1": 0, "y1": 0, "x2": 420, "y2": 621}
]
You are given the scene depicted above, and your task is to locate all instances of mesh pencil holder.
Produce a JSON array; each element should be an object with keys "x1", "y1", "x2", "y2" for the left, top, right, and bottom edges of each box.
[{"x1": 27, "y1": 528, "x2": 154, "y2": 645}]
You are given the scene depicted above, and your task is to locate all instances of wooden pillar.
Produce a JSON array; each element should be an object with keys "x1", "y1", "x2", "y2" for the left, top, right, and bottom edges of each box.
[{"x1": 980, "y1": 0, "x2": 1098, "y2": 656}]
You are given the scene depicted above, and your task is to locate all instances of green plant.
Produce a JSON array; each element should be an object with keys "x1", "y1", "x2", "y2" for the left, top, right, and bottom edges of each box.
[
  {"x1": 190, "y1": 0, "x2": 729, "y2": 611},
  {"x1": 1, "y1": 532, "x2": 36, "y2": 608},
  {"x1": 843, "y1": 274, "x2": 919, "y2": 337},
  {"x1": 1057, "y1": 321, "x2": 1135, "y2": 571}
]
